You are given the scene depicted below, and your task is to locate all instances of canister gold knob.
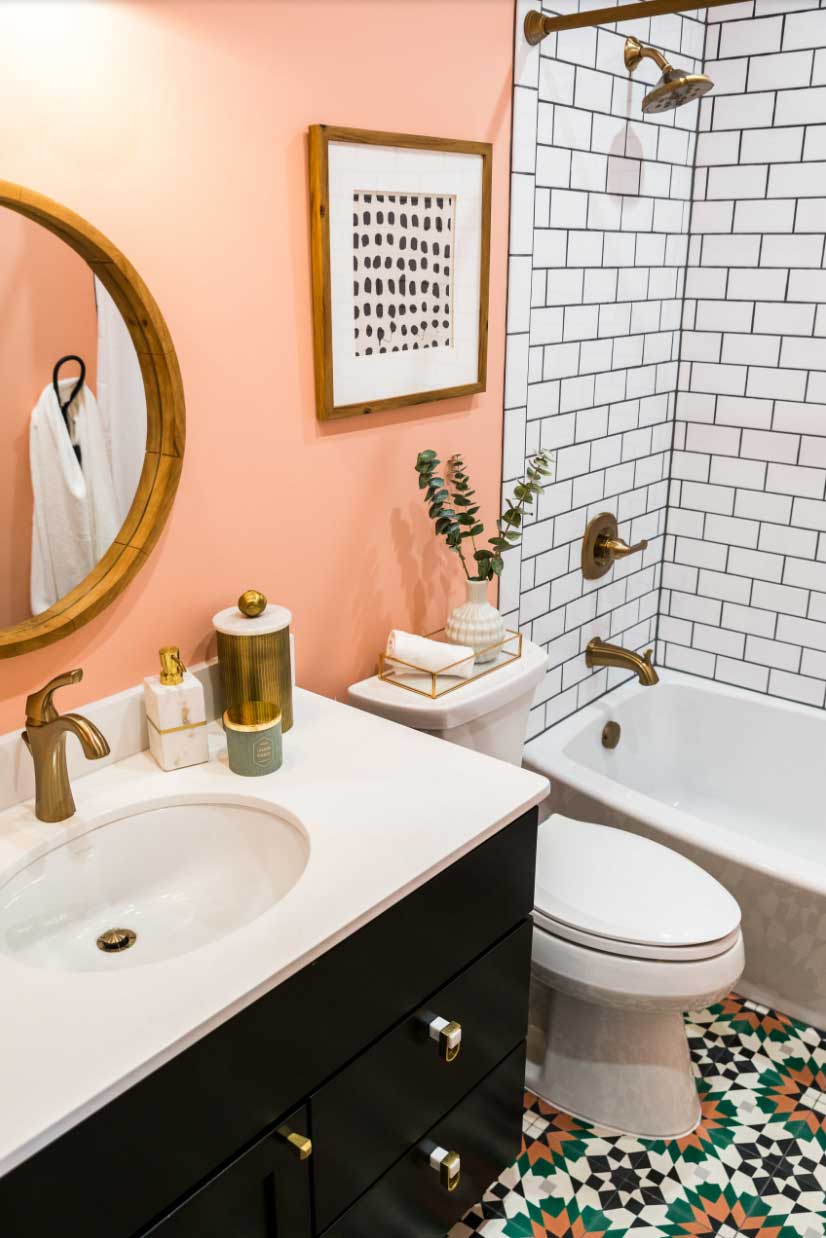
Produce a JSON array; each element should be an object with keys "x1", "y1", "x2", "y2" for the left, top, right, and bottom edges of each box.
[{"x1": 238, "y1": 589, "x2": 267, "y2": 618}]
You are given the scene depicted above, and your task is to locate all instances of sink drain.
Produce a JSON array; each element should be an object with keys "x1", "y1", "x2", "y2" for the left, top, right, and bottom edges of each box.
[{"x1": 96, "y1": 927, "x2": 137, "y2": 954}]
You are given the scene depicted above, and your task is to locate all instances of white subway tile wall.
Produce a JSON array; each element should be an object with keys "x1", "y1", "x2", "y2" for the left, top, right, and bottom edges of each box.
[
  {"x1": 505, "y1": 0, "x2": 826, "y2": 736},
  {"x1": 665, "y1": 0, "x2": 826, "y2": 710},
  {"x1": 505, "y1": 0, "x2": 706, "y2": 737}
]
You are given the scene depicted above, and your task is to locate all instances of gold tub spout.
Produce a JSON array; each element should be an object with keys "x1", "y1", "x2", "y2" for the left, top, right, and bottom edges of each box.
[
  {"x1": 22, "y1": 670, "x2": 111, "y2": 822},
  {"x1": 585, "y1": 638, "x2": 659, "y2": 687}
]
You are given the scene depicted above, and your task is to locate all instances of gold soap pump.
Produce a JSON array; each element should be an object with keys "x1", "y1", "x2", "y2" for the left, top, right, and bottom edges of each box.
[
  {"x1": 212, "y1": 589, "x2": 294, "y2": 732},
  {"x1": 159, "y1": 645, "x2": 186, "y2": 685}
]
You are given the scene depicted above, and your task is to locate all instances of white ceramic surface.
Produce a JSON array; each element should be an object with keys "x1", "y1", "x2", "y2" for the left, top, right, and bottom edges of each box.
[
  {"x1": 525, "y1": 669, "x2": 826, "y2": 1028},
  {"x1": 0, "y1": 687, "x2": 547, "y2": 1176},
  {"x1": 530, "y1": 905, "x2": 744, "y2": 1138},
  {"x1": 529, "y1": 925, "x2": 744, "y2": 1140},
  {"x1": 349, "y1": 638, "x2": 548, "y2": 766},
  {"x1": 445, "y1": 579, "x2": 506, "y2": 664},
  {"x1": 0, "y1": 800, "x2": 309, "y2": 972},
  {"x1": 535, "y1": 815, "x2": 740, "y2": 951},
  {"x1": 528, "y1": 991, "x2": 703, "y2": 1139}
]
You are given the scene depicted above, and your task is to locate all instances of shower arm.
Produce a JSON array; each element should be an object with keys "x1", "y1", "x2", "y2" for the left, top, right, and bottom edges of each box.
[
  {"x1": 624, "y1": 37, "x2": 671, "y2": 74},
  {"x1": 525, "y1": 0, "x2": 744, "y2": 42}
]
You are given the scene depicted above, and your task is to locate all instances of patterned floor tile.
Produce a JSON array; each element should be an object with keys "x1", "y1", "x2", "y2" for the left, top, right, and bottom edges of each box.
[{"x1": 449, "y1": 994, "x2": 826, "y2": 1238}]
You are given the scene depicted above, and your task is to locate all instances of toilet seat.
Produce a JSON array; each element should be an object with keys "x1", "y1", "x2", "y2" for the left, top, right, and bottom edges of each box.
[
  {"x1": 533, "y1": 908, "x2": 742, "y2": 962},
  {"x1": 535, "y1": 815, "x2": 741, "y2": 959}
]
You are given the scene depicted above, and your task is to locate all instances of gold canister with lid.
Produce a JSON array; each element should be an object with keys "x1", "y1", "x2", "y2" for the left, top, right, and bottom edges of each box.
[{"x1": 212, "y1": 589, "x2": 293, "y2": 732}]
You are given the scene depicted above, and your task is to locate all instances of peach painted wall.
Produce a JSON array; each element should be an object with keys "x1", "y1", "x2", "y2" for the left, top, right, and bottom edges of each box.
[
  {"x1": 0, "y1": 213, "x2": 98, "y2": 629},
  {"x1": 0, "y1": 0, "x2": 514, "y2": 732}
]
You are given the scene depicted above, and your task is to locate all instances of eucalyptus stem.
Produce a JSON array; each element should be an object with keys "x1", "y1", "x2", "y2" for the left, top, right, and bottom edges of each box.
[
  {"x1": 454, "y1": 539, "x2": 473, "y2": 580},
  {"x1": 415, "y1": 448, "x2": 554, "y2": 585}
]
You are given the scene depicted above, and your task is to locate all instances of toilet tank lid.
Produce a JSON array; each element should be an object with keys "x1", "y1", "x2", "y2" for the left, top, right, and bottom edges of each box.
[
  {"x1": 536, "y1": 815, "x2": 741, "y2": 948},
  {"x1": 347, "y1": 639, "x2": 548, "y2": 731}
]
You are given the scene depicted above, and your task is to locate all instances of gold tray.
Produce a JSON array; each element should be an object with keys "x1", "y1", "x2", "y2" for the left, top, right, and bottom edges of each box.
[{"x1": 378, "y1": 629, "x2": 523, "y2": 700}]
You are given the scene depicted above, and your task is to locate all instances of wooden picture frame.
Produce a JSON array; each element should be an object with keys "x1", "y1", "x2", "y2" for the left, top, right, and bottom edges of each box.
[
  {"x1": 0, "y1": 180, "x2": 185, "y2": 659},
  {"x1": 309, "y1": 126, "x2": 492, "y2": 421}
]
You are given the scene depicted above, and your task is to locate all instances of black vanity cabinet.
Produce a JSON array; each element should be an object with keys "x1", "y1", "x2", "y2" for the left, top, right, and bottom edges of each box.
[
  {"x1": 144, "y1": 1106, "x2": 313, "y2": 1237},
  {"x1": 0, "y1": 808, "x2": 537, "y2": 1238}
]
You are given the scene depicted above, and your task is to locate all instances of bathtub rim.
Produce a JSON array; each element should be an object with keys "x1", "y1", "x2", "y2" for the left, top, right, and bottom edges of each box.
[{"x1": 524, "y1": 669, "x2": 826, "y2": 901}]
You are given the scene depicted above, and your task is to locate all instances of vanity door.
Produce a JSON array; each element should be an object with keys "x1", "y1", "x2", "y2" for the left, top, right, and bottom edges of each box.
[{"x1": 142, "y1": 1106, "x2": 312, "y2": 1238}]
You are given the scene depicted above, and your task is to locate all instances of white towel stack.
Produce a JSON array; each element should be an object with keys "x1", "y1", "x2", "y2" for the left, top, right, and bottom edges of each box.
[{"x1": 385, "y1": 631, "x2": 476, "y2": 679}]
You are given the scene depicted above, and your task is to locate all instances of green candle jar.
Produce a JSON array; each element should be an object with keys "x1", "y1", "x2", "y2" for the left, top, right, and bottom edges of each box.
[{"x1": 223, "y1": 701, "x2": 282, "y2": 777}]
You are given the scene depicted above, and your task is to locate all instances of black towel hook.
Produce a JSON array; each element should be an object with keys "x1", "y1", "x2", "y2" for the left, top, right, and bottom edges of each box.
[{"x1": 52, "y1": 354, "x2": 85, "y2": 465}]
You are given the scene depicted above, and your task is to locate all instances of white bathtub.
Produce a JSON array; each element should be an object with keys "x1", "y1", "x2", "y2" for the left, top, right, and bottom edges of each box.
[{"x1": 524, "y1": 670, "x2": 826, "y2": 1030}]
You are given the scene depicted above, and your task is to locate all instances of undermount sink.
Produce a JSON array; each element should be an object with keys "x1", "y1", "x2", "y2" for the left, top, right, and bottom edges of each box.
[{"x1": 0, "y1": 798, "x2": 309, "y2": 972}]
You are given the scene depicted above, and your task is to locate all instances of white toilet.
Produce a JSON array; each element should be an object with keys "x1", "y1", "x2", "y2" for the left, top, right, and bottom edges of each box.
[
  {"x1": 348, "y1": 637, "x2": 744, "y2": 1138},
  {"x1": 530, "y1": 815, "x2": 743, "y2": 1137}
]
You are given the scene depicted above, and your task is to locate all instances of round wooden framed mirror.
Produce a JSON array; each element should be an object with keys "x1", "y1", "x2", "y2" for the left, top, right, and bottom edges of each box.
[{"x1": 0, "y1": 180, "x2": 184, "y2": 658}]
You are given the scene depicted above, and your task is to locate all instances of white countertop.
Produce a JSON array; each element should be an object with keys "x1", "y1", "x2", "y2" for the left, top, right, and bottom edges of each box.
[{"x1": 0, "y1": 688, "x2": 547, "y2": 1177}]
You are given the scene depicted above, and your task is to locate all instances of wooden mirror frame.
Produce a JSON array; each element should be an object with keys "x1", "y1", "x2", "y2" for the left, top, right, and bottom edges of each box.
[{"x1": 0, "y1": 180, "x2": 184, "y2": 658}]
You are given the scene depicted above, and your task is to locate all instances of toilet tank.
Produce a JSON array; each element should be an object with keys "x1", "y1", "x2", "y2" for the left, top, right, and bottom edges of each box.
[{"x1": 347, "y1": 639, "x2": 549, "y2": 766}]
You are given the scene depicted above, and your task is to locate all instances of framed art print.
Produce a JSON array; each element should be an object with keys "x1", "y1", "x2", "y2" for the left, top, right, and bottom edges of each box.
[{"x1": 309, "y1": 125, "x2": 492, "y2": 421}]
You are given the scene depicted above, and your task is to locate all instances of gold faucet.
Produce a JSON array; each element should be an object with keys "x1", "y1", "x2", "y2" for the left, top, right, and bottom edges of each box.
[
  {"x1": 22, "y1": 670, "x2": 111, "y2": 822},
  {"x1": 586, "y1": 638, "x2": 659, "y2": 687}
]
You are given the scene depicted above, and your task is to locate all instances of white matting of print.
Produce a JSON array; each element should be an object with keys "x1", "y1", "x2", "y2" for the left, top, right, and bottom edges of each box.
[{"x1": 328, "y1": 141, "x2": 483, "y2": 406}]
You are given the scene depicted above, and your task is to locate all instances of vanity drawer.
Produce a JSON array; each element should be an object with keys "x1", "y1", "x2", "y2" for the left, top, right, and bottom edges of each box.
[
  {"x1": 321, "y1": 1042, "x2": 525, "y2": 1238},
  {"x1": 142, "y1": 1105, "x2": 312, "y2": 1237},
  {"x1": 311, "y1": 919, "x2": 531, "y2": 1231}
]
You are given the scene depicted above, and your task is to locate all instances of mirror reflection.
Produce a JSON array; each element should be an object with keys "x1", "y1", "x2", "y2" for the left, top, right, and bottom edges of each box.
[{"x1": 1, "y1": 209, "x2": 147, "y2": 628}]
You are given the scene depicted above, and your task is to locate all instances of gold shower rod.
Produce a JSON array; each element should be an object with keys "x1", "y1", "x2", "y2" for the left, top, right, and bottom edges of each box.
[{"x1": 525, "y1": 0, "x2": 745, "y2": 42}]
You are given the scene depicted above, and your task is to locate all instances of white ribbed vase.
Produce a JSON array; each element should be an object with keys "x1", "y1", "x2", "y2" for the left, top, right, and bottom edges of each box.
[{"x1": 446, "y1": 579, "x2": 506, "y2": 665}]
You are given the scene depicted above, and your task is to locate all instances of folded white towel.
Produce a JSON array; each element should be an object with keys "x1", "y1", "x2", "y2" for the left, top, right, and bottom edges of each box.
[{"x1": 385, "y1": 631, "x2": 476, "y2": 679}]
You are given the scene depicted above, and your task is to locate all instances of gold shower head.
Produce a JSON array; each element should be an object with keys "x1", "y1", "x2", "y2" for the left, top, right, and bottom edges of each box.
[{"x1": 624, "y1": 35, "x2": 714, "y2": 114}]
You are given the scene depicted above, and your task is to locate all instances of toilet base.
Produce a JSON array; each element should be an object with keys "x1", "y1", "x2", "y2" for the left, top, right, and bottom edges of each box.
[{"x1": 528, "y1": 989, "x2": 702, "y2": 1139}]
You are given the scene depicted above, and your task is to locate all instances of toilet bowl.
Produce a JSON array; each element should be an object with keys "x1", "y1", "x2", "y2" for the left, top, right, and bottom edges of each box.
[
  {"x1": 348, "y1": 645, "x2": 744, "y2": 1138},
  {"x1": 529, "y1": 815, "x2": 744, "y2": 1137}
]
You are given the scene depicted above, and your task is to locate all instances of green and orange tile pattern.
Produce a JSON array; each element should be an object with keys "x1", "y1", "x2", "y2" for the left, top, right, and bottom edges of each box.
[{"x1": 451, "y1": 995, "x2": 826, "y2": 1238}]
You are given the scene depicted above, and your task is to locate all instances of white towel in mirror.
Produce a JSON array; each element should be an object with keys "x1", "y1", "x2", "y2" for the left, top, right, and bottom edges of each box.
[{"x1": 30, "y1": 378, "x2": 120, "y2": 615}]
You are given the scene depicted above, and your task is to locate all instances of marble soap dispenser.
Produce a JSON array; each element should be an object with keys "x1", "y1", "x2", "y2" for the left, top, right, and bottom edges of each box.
[{"x1": 144, "y1": 646, "x2": 209, "y2": 771}]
